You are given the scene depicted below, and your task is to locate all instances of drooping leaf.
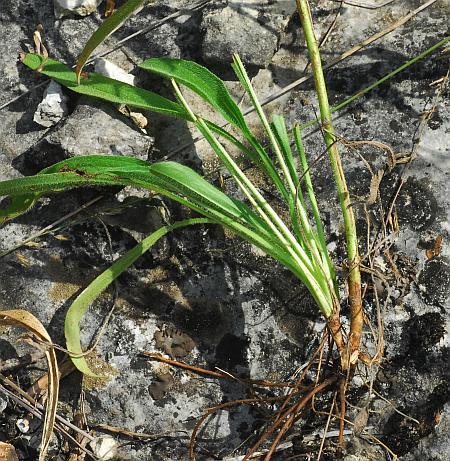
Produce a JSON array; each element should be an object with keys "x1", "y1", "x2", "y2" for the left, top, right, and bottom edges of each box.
[
  {"x1": 139, "y1": 57, "x2": 248, "y2": 130},
  {"x1": 0, "y1": 310, "x2": 59, "y2": 461},
  {"x1": 1, "y1": 156, "x2": 269, "y2": 240},
  {"x1": 66, "y1": 218, "x2": 212, "y2": 376}
]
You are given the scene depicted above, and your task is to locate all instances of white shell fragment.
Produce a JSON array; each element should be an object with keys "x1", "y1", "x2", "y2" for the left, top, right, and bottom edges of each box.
[
  {"x1": 94, "y1": 58, "x2": 136, "y2": 86},
  {"x1": 95, "y1": 58, "x2": 148, "y2": 130},
  {"x1": 33, "y1": 80, "x2": 69, "y2": 128},
  {"x1": 53, "y1": 0, "x2": 103, "y2": 19},
  {"x1": 16, "y1": 418, "x2": 30, "y2": 433},
  {"x1": 89, "y1": 435, "x2": 118, "y2": 461}
]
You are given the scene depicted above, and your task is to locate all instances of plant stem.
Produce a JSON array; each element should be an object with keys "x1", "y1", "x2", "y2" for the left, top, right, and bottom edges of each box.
[{"x1": 296, "y1": 0, "x2": 363, "y2": 368}]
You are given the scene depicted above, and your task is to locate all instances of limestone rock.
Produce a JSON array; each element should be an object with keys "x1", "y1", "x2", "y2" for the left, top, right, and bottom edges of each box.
[
  {"x1": 33, "y1": 81, "x2": 69, "y2": 128},
  {"x1": 16, "y1": 97, "x2": 154, "y2": 174},
  {"x1": 201, "y1": 1, "x2": 292, "y2": 68}
]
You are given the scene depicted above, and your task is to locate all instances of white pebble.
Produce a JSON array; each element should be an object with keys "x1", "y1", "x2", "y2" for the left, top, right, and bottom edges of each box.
[
  {"x1": 89, "y1": 435, "x2": 118, "y2": 461},
  {"x1": 95, "y1": 58, "x2": 136, "y2": 86},
  {"x1": 53, "y1": 0, "x2": 103, "y2": 19},
  {"x1": 16, "y1": 418, "x2": 29, "y2": 434},
  {"x1": 33, "y1": 80, "x2": 69, "y2": 128}
]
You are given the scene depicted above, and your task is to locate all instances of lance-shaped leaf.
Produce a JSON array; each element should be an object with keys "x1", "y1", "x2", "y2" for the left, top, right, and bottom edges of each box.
[
  {"x1": 65, "y1": 218, "x2": 212, "y2": 376},
  {"x1": 21, "y1": 54, "x2": 190, "y2": 120},
  {"x1": 0, "y1": 156, "x2": 295, "y2": 274},
  {"x1": 140, "y1": 57, "x2": 248, "y2": 130},
  {"x1": 75, "y1": 0, "x2": 147, "y2": 83}
]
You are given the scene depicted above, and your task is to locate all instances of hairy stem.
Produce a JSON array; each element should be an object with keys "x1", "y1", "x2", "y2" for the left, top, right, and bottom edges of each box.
[{"x1": 296, "y1": 0, "x2": 363, "y2": 368}]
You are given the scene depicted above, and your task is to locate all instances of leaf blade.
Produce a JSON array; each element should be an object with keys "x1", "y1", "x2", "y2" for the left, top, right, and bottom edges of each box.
[
  {"x1": 75, "y1": 0, "x2": 147, "y2": 83},
  {"x1": 21, "y1": 54, "x2": 190, "y2": 120},
  {"x1": 65, "y1": 218, "x2": 212, "y2": 375},
  {"x1": 139, "y1": 57, "x2": 248, "y2": 130}
]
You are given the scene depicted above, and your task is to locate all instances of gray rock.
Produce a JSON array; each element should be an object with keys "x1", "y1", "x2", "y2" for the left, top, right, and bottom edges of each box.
[
  {"x1": 201, "y1": 1, "x2": 292, "y2": 68},
  {"x1": 33, "y1": 81, "x2": 69, "y2": 128},
  {"x1": 16, "y1": 96, "x2": 154, "y2": 173},
  {"x1": 402, "y1": 403, "x2": 450, "y2": 461}
]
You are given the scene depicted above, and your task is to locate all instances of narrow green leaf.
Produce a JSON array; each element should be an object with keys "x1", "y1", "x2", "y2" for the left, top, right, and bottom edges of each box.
[
  {"x1": 271, "y1": 115, "x2": 298, "y2": 184},
  {"x1": 21, "y1": 54, "x2": 190, "y2": 120},
  {"x1": 294, "y1": 125, "x2": 336, "y2": 290},
  {"x1": 0, "y1": 156, "x2": 283, "y2": 254},
  {"x1": 139, "y1": 58, "x2": 248, "y2": 130},
  {"x1": 139, "y1": 58, "x2": 290, "y2": 202},
  {"x1": 75, "y1": 0, "x2": 147, "y2": 83},
  {"x1": 205, "y1": 120, "x2": 260, "y2": 165},
  {"x1": 66, "y1": 217, "x2": 212, "y2": 376},
  {"x1": 271, "y1": 115, "x2": 307, "y2": 244}
]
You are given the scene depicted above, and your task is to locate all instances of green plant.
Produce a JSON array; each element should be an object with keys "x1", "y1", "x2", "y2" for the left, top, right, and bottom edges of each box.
[
  {"x1": 1, "y1": 0, "x2": 447, "y2": 458},
  {"x1": 4, "y1": 0, "x2": 356, "y2": 376},
  {"x1": 2, "y1": 49, "x2": 341, "y2": 375},
  {"x1": 1, "y1": 0, "x2": 446, "y2": 379}
]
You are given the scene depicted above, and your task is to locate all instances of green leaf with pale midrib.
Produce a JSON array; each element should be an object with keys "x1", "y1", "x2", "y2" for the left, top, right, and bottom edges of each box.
[
  {"x1": 139, "y1": 58, "x2": 289, "y2": 203},
  {"x1": 140, "y1": 57, "x2": 247, "y2": 130},
  {"x1": 0, "y1": 156, "x2": 287, "y2": 257},
  {"x1": 0, "y1": 156, "x2": 304, "y2": 291},
  {"x1": 22, "y1": 54, "x2": 191, "y2": 120}
]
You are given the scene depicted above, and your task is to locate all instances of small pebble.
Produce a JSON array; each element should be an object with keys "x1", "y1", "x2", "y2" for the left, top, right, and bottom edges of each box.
[
  {"x1": 90, "y1": 435, "x2": 118, "y2": 461},
  {"x1": 53, "y1": 0, "x2": 103, "y2": 18}
]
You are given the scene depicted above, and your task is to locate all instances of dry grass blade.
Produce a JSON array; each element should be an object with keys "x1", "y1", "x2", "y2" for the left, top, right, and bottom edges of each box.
[{"x1": 0, "y1": 310, "x2": 59, "y2": 461}]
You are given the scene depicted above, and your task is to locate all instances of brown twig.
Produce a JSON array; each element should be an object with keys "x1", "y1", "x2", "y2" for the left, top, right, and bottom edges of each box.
[
  {"x1": 317, "y1": 391, "x2": 337, "y2": 461},
  {"x1": 0, "y1": 195, "x2": 103, "y2": 258},
  {"x1": 189, "y1": 395, "x2": 289, "y2": 461},
  {"x1": 95, "y1": 423, "x2": 188, "y2": 440},
  {"x1": 142, "y1": 352, "x2": 295, "y2": 388}
]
